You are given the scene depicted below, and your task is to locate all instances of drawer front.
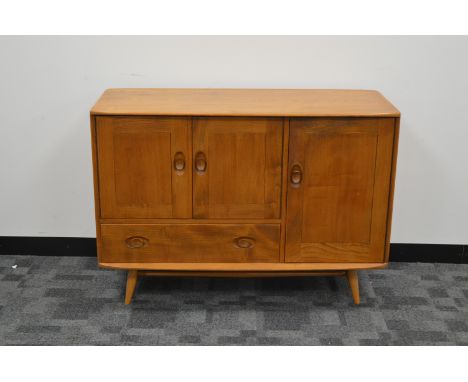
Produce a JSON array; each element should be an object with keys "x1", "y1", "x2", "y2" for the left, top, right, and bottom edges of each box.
[{"x1": 100, "y1": 224, "x2": 280, "y2": 263}]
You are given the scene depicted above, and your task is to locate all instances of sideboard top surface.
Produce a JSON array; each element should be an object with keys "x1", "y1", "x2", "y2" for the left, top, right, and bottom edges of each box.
[{"x1": 91, "y1": 88, "x2": 400, "y2": 117}]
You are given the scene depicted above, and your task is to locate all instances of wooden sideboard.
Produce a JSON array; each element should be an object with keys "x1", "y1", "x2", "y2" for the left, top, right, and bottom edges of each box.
[{"x1": 90, "y1": 89, "x2": 400, "y2": 304}]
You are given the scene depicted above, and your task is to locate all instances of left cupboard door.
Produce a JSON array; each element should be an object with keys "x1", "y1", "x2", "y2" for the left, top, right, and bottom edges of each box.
[{"x1": 96, "y1": 116, "x2": 192, "y2": 218}]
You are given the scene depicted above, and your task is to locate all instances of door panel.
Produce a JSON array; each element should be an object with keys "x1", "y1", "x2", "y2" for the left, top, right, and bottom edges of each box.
[
  {"x1": 193, "y1": 118, "x2": 283, "y2": 219},
  {"x1": 96, "y1": 116, "x2": 191, "y2": 218},
  {"x1": 285, "y1": 118, "x2": 394, "y2": 263}
]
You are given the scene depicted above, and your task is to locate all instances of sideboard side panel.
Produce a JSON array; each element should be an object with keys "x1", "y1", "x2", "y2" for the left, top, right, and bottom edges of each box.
[
  {"x1": 90, "y1": 114, "x2": 103, "y2": 263},
  {"x1": 384, "y1": 117, "x2": 400, "y2": 262}
]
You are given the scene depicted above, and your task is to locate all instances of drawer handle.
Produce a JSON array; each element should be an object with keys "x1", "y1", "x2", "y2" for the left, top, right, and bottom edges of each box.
[
  {"x1": 290, "y1": 164, "x2": 303, "y2": 186},
  {"x1": 173, "y1": 152, "x2": 185, "y2": 172},
  {"x1": 195, "y1": 151, "x2": 207, "y2": 173},
  {"x1": 125, "y1": 236, "x2": 149, "y2": 249},
  {"x1": 233, "y1": 236, "x2": 256, "y2": 249}
]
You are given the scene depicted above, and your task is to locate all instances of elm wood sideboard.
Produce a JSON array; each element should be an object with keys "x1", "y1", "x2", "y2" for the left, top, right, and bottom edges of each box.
[{"x1": 90, "y1": 89, "x2": 400, "y2": 304}]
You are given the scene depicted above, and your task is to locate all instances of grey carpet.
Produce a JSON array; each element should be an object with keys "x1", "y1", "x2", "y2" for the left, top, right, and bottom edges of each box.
[{"x1": 0, "y1": 255, "x2": 467, "y2": 345}]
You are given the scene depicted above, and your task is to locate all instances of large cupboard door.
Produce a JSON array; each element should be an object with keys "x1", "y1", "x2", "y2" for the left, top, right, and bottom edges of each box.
[
  {"x1": 96, "y1": 116, "x2": 191, "y2": 218},
  {"x1": 285, "y1": 118, "x2": 395, "y2": 263},
  {"x1": 193, "y1": 118, "x2": 283, "y2": 219}
]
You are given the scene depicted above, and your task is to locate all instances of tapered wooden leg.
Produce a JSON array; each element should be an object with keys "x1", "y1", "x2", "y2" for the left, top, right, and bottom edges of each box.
[
  {"x1": 346, "y1": 270, "x2": 360, "y2": 304},
  {"x1": 125, "y1": 270, "x2": 138, "y2": 305}
]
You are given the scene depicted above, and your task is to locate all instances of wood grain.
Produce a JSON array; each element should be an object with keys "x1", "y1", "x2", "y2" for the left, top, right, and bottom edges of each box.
[
  {"x1": 90, "y1": 115, "x2": 103, "y2": 263},
  {"x1": 139, "y1": 271, "x2": 346, "y2": 277},
  {"x1": 100, "y1": 223, "x2": 280, "y2": 263},
  {"x1": 99, "y1": 262, "x2": 388, "y2": 271},
  {"x1": 346, "y1": 270, "x2": 360, "y2": 304},
  {"x1": 192, "y1": 118, "x2": 283, "y2": 219},
  {"x1": 279, "y1": 118, "x2": 290, "y2": 262},
  {"x1": 384, "y1": 117, "x2": 401, "y2": 262},
  {"x1": 100, "y1": 218, "x2": 283, "y2": 224},
  {"x1": 91, "y1": 88, "x2": 400, "y2": 117},
  {"x1": 285, "y1": 118, "x2": 395, "y2": 263},
  {"x1": 125, "y1": 270, "x2": 138, "y2": 304},
  {"x1": 96, "y1": 116, "x2": 191, "y2": 218}
]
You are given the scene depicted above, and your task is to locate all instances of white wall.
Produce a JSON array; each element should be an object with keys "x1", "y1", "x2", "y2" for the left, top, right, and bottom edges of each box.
[{"x1": 0, "y1": 36, "x2": 467, "y2": 243}]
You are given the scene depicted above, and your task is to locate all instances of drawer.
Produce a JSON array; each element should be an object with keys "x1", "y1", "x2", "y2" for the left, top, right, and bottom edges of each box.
[{"x1": 100, "y1": 224, "x2": 280, "y2": 263}]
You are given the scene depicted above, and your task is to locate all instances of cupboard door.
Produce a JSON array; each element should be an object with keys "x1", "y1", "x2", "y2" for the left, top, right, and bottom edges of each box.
[
  {"x1": 96, "y1": 116, "x2": 191, "y2": 218},
  {"x1": 193, "y1": 118, "x2": 283, "y2": 219},
  {"x1": 285, "y1": 118, "x2": 395, "y2": 263}
]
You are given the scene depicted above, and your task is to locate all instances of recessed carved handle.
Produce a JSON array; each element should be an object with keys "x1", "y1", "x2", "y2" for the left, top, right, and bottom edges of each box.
[
  {"x1": 173, "y1": 152, "x2": 185, "y2": 172},
  {"x1": 125, "y1": 236, "x2": 149, "y2": 249},
  {"x1": 233, "y1": 236, "x2": 256, "y2": 249},
  {"x1": 290, "y1": 164, "x2": 303, "y2": 186},
  {"x1": 195, "y1": 151, "x2": 207, "y2": 173}
]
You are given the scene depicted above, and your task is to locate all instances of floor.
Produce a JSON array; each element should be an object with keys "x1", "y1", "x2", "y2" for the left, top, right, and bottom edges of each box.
[{"x1": 0, "y1": 255, "x2": 467, "y2": 345}]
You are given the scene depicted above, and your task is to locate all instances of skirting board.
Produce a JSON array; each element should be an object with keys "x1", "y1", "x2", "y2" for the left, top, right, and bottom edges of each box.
[{"x1": 0, "y1": 237, "x2": 466, "y2": 263}]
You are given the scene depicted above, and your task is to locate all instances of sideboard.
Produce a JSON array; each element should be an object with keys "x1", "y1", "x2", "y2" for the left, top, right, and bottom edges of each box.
[{"x1": 90, "y1": 88, "x2": 400, "y2": 304}]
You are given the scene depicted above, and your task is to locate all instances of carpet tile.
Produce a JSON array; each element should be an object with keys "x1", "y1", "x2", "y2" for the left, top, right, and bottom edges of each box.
[{"x1": 0, "y1": 255, "x2": 467, "y2": 345}]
